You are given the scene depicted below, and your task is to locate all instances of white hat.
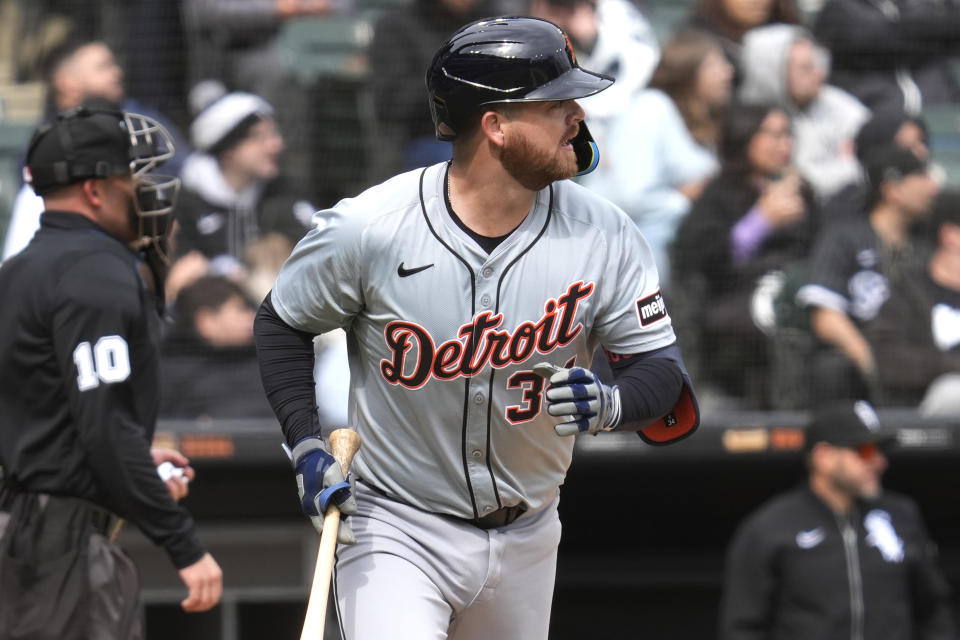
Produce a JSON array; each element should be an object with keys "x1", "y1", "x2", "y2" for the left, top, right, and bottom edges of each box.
[{"x1": 190, "y1": 92, "x2": 274, "y2": 152}]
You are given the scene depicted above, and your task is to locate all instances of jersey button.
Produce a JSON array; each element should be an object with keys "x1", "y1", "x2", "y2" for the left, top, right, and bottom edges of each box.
[
  {"x1": 471, "y1": 449, "x2": 483, "y2": 459},
  {"x1": 482, "y1": 267, "x2": 493, "y2": 278},
  {"x1": 480, "y1": 294, "x2": 491, "y2": 307},
  {"x1": 473, "y1": 392, "x2": 484, "y2": 404},
  {"x1": 482, "y1": 505, "x2": 494, "y2": 513}
]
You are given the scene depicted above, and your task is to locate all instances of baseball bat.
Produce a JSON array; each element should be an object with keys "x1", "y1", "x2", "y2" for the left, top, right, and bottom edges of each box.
[{"x1": 301, "y1": 428, "x2": 362, "y2": 640}]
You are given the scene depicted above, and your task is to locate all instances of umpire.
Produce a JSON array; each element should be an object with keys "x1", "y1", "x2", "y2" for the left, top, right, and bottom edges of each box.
[{"x1": 0, "y1": 104, "x2": 222, "y2": 639}]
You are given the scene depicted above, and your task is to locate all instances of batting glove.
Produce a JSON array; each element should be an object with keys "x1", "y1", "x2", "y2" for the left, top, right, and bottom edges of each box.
[
  {"x1": 292, "y1": 437, "x2": 358, "y2": 544},
  {"x1": 533, "y1": 363, "x2": 622, "y2": 436}
]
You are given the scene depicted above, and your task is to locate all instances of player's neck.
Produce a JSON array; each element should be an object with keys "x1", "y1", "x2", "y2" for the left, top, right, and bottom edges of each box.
[{"x1": 447, "y1": 161, "x2": 536, "y2": 237}]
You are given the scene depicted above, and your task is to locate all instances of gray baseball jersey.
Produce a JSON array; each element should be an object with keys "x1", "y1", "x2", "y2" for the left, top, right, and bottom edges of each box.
[{"x1": 272, "y1": 162, "x2": 675, "y2": 521}]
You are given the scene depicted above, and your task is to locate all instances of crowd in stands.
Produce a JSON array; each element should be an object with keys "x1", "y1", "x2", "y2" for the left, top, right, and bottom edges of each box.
[{"x1": 1, "y1": 0, "x2": 960, "y2": 420}]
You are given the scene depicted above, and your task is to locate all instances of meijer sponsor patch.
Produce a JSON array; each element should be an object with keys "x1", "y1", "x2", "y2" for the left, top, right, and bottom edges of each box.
[{"x1": 636, "y1": 291, "x2": 667, "y2": 327}]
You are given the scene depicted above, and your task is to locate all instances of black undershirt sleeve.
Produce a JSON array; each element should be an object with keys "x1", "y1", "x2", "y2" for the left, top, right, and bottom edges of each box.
[
  {"x1": 607, "y1": 345, "x2": 685, "y2": 430},
  {"x1": 254, "y1": 292, "x2": 321, "y2": 448}
]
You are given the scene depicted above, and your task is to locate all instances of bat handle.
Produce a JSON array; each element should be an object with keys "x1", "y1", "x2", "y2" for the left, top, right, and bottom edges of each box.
[{"x1": 300, "y1": 429, "x2": 361, "y2": 640}]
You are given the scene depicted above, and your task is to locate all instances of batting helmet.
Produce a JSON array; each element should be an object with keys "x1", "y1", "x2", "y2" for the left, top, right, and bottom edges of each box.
[{"x1": 426, "y1": 16, "x2": 613, "y2": 173}]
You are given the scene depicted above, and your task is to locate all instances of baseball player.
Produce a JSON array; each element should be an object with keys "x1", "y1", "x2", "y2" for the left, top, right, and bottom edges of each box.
[{"x1": 254, "y1": 16, "x2": 699, "y2": 639}]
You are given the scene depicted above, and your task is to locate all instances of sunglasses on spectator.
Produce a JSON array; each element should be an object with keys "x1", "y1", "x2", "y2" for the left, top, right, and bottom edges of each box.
[{"x1": 853, "y1": 442, "x2": 882, "y2": 459}]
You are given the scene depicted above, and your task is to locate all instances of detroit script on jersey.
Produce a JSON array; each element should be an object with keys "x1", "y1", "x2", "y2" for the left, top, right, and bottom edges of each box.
[{"x1": 380, "y1": 281, "x2": 593, "y2": 389}]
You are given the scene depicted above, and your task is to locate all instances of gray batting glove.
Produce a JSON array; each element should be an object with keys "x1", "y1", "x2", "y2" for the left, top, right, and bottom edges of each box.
[
  {"x1": 533, "y1": 363, "x2": 622, "y2": 436},
  {"x1": 292, "y1": 437, "x2": 358, "y2": 544}
]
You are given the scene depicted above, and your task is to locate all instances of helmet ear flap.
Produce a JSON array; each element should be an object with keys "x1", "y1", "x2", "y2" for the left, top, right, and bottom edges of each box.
[
  {"x1": 429, "y1": 95, "x2": 457, "y2": 142},
  {"x1": 572, "y1": 122, "x2": 599, "y2": 176}
]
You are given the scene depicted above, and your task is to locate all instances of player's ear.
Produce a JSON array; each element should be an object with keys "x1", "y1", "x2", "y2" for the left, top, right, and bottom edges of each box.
[{"x1": 480, "y1": 109, "x2": 507, "y2": 148}]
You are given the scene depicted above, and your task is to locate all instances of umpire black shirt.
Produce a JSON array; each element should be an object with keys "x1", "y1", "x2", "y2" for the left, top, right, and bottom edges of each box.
[{"x1": 0, "y1": 210, "x2": 205, "y2": 569}]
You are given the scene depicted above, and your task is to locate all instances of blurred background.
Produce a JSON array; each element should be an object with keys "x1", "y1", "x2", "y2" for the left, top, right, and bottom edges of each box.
[{"x1": 2, "y1": 0, "x2": 960, "y2": 637}]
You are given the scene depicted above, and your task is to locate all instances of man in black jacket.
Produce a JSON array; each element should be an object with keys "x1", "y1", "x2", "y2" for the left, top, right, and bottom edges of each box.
[
  {"x1": 813, "y1": 0, "x2": 960, "y2": 114},
  {"x1": 720, "y1": 400, "x2": 956, "y2": 640},
  {"x1": 0, "y1": 105, "x2": 222, "y2": 639}
]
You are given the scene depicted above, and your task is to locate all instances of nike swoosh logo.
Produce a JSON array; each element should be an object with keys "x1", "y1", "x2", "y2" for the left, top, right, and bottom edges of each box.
[{"x1": 397, "y1": 262, "x2": 434, "y2": 277}]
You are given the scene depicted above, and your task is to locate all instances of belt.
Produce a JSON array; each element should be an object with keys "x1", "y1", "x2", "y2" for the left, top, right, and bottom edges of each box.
[
  {"x1": 0, "y1": 486, "x2": 118, "y2": 536},
  {"x1": 359, "y1": 479, "x2": 528, "y2": 530},
  {"x1": 470, "y1": 503, "x2": 528, "y2": 530},
  {"x1": 88, "y1": 506, "x2": 120, "y2": 536}
]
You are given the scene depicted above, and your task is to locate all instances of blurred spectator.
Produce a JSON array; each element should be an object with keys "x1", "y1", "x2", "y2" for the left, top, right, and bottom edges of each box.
[
  {"x1": 813, "y1": 0, "x2": 960, "y2": 115},
  {"x1": 528, "y1": 0, "x2": 661, "y2": 152},
  {"x1": 2, "y1": 39, "x2": 190, "y2": 261},
  {"x1": 682, "y1": 0, "x2": 801, "y2": 86},
  {"x1": 183, "y1": 0, "x2": 355, "y2": 191},
  {"x1": 6, "y1": 0, "x2": 126, "y2": 82},
  {"x1": 864, "y1": 190, "x2": 960, "y2": 415},
  {"x1": 173, "y1": 91, "x2": 314, "y2": 289},
  {"x1": 185, "y1": 0, "x2": 353, "y2": 85},
  {"x1": 159, "y1": 276, "x2": 273, "y2": 419},
  {"x1": 820, "y1": 105, "x2": 930, "y2": 227},
  {"x1": 738, "y1": 24, "x2": 870, "y2": 203},
  {"x1": 366, "y1": 0, "x2": 490, "y2": 181},
  {"x1": 39, "y1": 39, "x2": 191, "y2": 176},
  {"x1": 796, "y1": 145, "x2": 942, "y2": 404},
  {"x1": 720, "y1": 400, "x2": 957, "y2": 640},
  {"x1": 163, "y1": 250, "x2": 212, "y2": 309},
  {"x1": 579, "y1": 29, "x2": 732, "y2": 287},
  {"x1": 856, "y1": 105, "x2": 931, "y2": 163},
  {"x1": 672, "y1": 103, "x2": 816, "y2": 407}
]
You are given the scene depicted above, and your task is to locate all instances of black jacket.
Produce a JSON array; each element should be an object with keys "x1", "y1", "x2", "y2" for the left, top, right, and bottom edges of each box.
[
  {"x1": 0, "y1": 211, "x2": 205, "y2": 569},
  {"x1": 159, "y1": 331, "x2": 274, "y2": 419},
  {"x1": 865, "y1": 266, "x2": 960, "y2": 406},
  {"x1": 814, "y1": 0, "x2": 960, "y2": 112},
  {"x1": 720, "y1": 485, "x2": 956, "y2": 640},
  {"x1": 174, "y1": 164, "x2": 311, "y2": 262},
  {"x1": 673, "y1": 173, "x2": 815, "y2": 299}
]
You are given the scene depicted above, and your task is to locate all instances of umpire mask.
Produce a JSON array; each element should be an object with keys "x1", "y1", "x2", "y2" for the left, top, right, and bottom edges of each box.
[
  {"x1": 25, "y1": 105, "x2": 180, "y2": 249},
  {"x1": 124, "y1": 111, "x2": 180, "y2": 248}
]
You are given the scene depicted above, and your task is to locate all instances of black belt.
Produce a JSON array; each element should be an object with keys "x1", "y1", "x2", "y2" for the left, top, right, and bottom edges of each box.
[
  {"x1": 87, "y1": 506, "x2": 120, "y2": 536},
  {"x1": 0, "y1": 486, "x2": 118, "y2": 536},
  {"x1": 470, "y1": 503, "x2": 528, "y2": 530},
  {"x1": 359, "y1": 479, "x2": 528, "y2": 530}
]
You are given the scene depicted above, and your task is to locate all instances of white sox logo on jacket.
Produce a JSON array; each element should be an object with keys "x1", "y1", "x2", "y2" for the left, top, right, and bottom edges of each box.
[{"x1": 380, "y1": 281, "x2": 593, "y2": 389}]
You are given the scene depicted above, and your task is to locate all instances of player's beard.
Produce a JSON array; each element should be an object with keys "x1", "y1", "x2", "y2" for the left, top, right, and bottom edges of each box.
[{"x1": 500, "y1": 129, "x2": 578, "y2": 191}]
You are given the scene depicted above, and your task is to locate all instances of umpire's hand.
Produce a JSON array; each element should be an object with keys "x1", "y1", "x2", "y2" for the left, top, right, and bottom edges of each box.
[
  {"x1": 179, "y1": 553, "x2": 223, "y2": 612},
  {"x1": 151, "y1": 447, "x2": 194, "y2": 501},
  {"x1": 292, "y1": 436, "x2": 359, "y2": 544}
]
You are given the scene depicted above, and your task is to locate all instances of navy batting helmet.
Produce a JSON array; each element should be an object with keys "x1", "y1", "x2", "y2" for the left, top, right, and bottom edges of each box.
[{"x1": 426, "y1": 16, "x2": 613, "y2": 173}]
